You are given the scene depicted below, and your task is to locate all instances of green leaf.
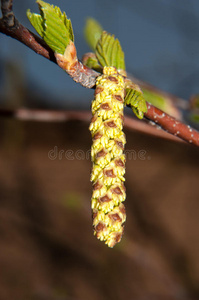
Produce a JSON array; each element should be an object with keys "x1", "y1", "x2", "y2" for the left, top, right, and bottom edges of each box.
[
  {"x1": 125, "y1": 88, "x2": 147, "y2": 119},
  {"x1": 27, "y1": 9, "x2": 44, "y2": 37},
  {"x1": 188, "y1": 112, "x2": 199, "y2": 124},
  {"x1": 95, "y1": 31, "x2": 125, "y2": 70},
  {"x1": 84, "y1": 18, "x2": 103, "y2": 51},
  {"x1": 27, "y1": 0, "x2": 74, "y2": 54},
  {"x1": 142, "y1": 89, "x2": 166, "y2": 111},
  {"x1": 82, "y1": 54, "x2": 102, "y2": 72}
]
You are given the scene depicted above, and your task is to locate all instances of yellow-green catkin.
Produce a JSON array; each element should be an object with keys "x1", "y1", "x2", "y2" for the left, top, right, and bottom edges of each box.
[{"x1": 89, "y1": 66, "x2": 126, "y2": 248}]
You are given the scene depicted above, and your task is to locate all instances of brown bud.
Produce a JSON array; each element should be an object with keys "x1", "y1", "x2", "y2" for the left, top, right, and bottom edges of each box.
[
  {"x1": 108, "y1": 231, "x2": 123, "y2": 248},
  {"x1": 108, "y1": 76, "x2": 119, "y2": 84},
  {"x1": 95, "y1": 86, "x2": 104, "y2": 95},
  {"x1": 108, "y1": 213, "x2": 122, "y2": 223},
  {"x1": 114, "y1": 231, "x2": 123, "y2": 243},
  {"x1": 99, "y1": 195, "x2": 112, "y2": 203},
  {"x1": 93, "y1": 180, "x2": 103, "y2": 191},
  {"x1": 104, "y1": 169, "x2": 116, "y2": 178},
  {"x1": 95, "y1": 222, "x2": 107, "y2": 232},
  {"x1": 112, "y1": 186, "x2": 123, "y2": 195},
  {"x1": 91, "y1": 114, "x2": 97, "y2": 123},
  {"x1": 100, "y1": 103, "x2": 111, "y2": 110},
  {"x1": 96, "y1": 149, "x2": 107, "y2": 158},
  {"x1": 105, "y1": 120, "x2": 117, "y2": 128},
  {"x1": 93, "y1": 131, "x2": 103, "y2": 140},
  {"x1": 92, "y1": 209, "x2": 98, "y2": 220},
  {"x1": 116, "y1": 140, "x2": 124, "y2": 150},
  {"x1": 114, "y1": 95, "x2": 123, "y2": 102},
  {"x1": 115, "y1": 159, "x2": 125, "y2": 168}
]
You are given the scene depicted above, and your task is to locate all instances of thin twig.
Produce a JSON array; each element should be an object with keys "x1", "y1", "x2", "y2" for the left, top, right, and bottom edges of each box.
[
  {"x1": 0, "y1": 1, "x2": 57, "y2": 62},
  {"x1": 145, "y1": 103, "x2": 199, "y2": 146},
  {"x1": 0, "y1": 0, "x2": 199, "y2": 146},
  {"x1": 0, "y1": 0, "x2": 98, "y2": 79},
  {"x1": 1, "y1": 0, "x2": 14, "y2": 27}
]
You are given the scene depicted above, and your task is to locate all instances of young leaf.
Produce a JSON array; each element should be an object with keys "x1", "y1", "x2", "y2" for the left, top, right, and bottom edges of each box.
[
  {"x1": 26, "y1": 9, "x2": 43, "y2": 37},
  {"x1": 27, "y1": 0, "x2": 74, "y2": 54},
  {"x1": 95, "y1": 31, "x2": 125, "y2": 70},
  {"x1": 84, "y1": 18, "x2": 103, "y2": 51},
  {"x1": 188, "y1": 113, "x2": 199, "y2": 125},
  {"x1": 125, "y1": 88, "x2": 147, "y2": 119},
  {"x1": 142, "y1": 89, "x2": 166, "y2": 111},
  {"x1": 82, "y1": 53, "x2": 102, "y2": 72}
]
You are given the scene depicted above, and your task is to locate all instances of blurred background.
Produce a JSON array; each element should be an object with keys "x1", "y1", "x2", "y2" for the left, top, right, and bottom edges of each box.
[{"x1": 0, "y1": 0, "x2": 199, "y2": 299}]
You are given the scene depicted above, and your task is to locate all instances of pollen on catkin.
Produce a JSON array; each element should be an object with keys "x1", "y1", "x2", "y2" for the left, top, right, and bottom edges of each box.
[{"x1": 89, "y1": 66, "x2": 126, "y2": 248}]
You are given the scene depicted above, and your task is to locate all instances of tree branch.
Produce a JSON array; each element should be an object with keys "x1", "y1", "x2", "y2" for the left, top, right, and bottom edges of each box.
[
  {"x1": 1, "y1": 0, "x2": 14, "y2": 26},
  {"x1": 0, "y1": 0, "x2": 199, "y2": 146},
  {"x1": 144, "y1": 103, "x2": 199, "y2": 146},
  {"x1": 0, "y1": 0, "x2": 57, "y2": 62}
]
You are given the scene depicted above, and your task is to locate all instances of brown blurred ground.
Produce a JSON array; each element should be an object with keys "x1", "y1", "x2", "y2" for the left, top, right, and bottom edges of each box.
[{"x1": 0, "y1": 117, "x2": 199, "y2": 300}]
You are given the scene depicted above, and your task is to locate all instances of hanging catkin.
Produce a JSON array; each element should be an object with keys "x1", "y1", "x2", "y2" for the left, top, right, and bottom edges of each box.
[{"x1": 89, "y1": 66, "x2": 126, "y2": 248}]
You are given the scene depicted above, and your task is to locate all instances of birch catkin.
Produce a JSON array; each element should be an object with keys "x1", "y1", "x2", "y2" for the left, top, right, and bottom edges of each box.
[{"x1": 89, "y1": 66, "x2": 126, "y2": 248}]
